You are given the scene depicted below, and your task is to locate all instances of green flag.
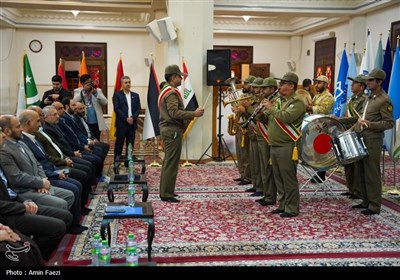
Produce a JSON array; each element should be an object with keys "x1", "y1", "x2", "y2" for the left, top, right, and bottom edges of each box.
[{"x1": 23, "y1": 54, "x2": 40, "y2": 107}]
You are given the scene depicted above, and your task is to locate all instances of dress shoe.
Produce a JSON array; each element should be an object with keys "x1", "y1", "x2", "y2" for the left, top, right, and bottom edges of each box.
[
  {"x1": 352, "y1": 203, "x2": 367, "y2": 209},
  {"x1": 280, "y1": 212, "x2": 298, "y2": 218},
  {"x1": 68, "y1": 225, "x2": 88, "y2": 235},
  {"x1": 361, "y1": 209, "x2": 379, "y2": 215},
  {"x1": 238, "y1": 179, "x2": 252, "y2": 185},
  {"x1": 245, "y1": 187, "x2": 256, "y2": 192},
  {"x1": 348, "y1": 194, "x2": 360, "y2": 199},
  {"x1": 340, "y1": 192, "x2": 352, "y2": 196},
  {"x1": 173, "y1": 193, "x2": 179, "y2": 197},
  {"x1": 271, "y1": 208, "x2": 284, "y2": 214},
  {"x1": 258, "y1": 200, "x2": 276, "y2": 206},
  {"x1": 250, "y1": 191, "x2": 263, "y2": 197},
  {"x1": 255, "y1": 198, "x2": 264, "y2": 203},
  {"x1": 310, "y1": 176, "x2": 325, "y2": 183},
  {"x1": 233, "y1": 177, "x2": 244, "y2": 182},
  {"x1": 160, "y1": 197, "x2": 180, "y2": 203}
]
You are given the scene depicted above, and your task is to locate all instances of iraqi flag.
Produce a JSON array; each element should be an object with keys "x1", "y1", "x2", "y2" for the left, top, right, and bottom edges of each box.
[
  {"x1": 142, "y1": 63, "x2": 160, "y2": 140},
  {"x1": 179, "y1": 61, "x2": 199, "y2": 111}
]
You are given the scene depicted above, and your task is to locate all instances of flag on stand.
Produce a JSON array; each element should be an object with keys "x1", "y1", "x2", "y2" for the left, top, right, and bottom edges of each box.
[
  {"x1": 57, "y1": 58, "x2": 69, "y2": 91},
  {"x1": 16, "y1": 52, "x2": 40, "y2": 116},
  {"x1": 178, "y1": 60, "x2": 199, "y2": 137},
  {"x1": 332, "y1": 48, "x2": 348, "y2": 117},
  {"x1": 359, "y1": 30, "x2": 374, "y2": 75},
  {"x1": 384, "y1": 39, "x2": 400, "y2": 160},
  {"x1": 142, "y1": 62, "x2": 160, "y2": 140},
  {"x1": 382, "y1": 36, "x2": 393, "y2": 93},
  {"x1": 109, "y1": 56, "x2": 124, "y2": 140},
  {"x1": 346, "y1": 44, "x2": 358, "y2": 101},
  {"x1": 78, "y1": 51, "x2": 88, "y2": 87},
  {"x1": 374, "y1": 35, "x2": 383, "y2": 68}
]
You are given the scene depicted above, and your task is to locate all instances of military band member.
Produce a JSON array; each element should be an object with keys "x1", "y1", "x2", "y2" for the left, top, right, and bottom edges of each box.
[
  {"x1": 231, "y1": 75, "x2": 254, "y2": 185},
  {"x1": 240, "y1": 77, "x2": 264, "y2": 196},
  {"x1": 255, "y1": 77, "x2": 279, "y2": 206},
  {"x1": 338, "y1": 74, "x2": 367, "y2": 199},
  {"x1": 158, "y1": 64, "x2": 204, "y2": 203},
  {"x1": 262, "y1": 72, "x2": 306, "y2": 217},
  {"x1": 342, "y1": 68, "x2": 394, "y2": 215}
]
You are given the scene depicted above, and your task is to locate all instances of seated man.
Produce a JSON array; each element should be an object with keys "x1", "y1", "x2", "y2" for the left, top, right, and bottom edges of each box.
[{"x1": 0, "y1": 224, "x2": 44, "y2": 266}]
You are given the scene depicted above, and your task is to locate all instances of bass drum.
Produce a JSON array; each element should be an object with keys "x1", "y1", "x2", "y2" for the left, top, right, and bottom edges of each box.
[{"x1": 300, "y1": 114, "x2": 345, "y2": 170}]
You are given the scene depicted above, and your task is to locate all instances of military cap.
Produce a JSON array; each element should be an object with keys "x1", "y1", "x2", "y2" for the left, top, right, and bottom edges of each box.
[
  {"x1": 313, "y1": 75, "x2": 330, "y2": 83},
  {"x1": 361, "y1": 68, "x2": 386, "y2": 81},
  {"x1": 165, "y1": 64, "x2": 187, "y2": 76},
  {"x1": 274, "y1": 72, "x2": 299, "y2": 85},
  {"x1": 243, "y1": 75, "x2": 256, "y2": 84},
  {"x1": 250, "y1": 77, "x2": 264, "y2": 87},
  {"x1": 262, "y1": 77, "x2": 278, "y2": 87},
  {"x1": 347, "y1": 74, "x2": 366, "y2": 85}
]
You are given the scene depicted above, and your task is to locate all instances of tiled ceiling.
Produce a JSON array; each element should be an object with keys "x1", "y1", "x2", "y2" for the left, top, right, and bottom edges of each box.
[{"x1": 0, "y1": 0, "x2": 397, "y2": 35}]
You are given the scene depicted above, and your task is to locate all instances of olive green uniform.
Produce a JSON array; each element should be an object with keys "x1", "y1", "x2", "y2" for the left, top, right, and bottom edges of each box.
[
  {"x1": 159, "y1": 86, "x2": 196, "y2": 199},
  {"x1": 264, "y1": 93, "x2": 306, "y2": 215},
  {"x1": 256, "y1": 93, "x2": 280, "y2": 204},
  {"x1": 235, "y1": 117, "x2": 251, "y2": 181},
  {"x1": 342, "y1": 89, "x2": 394, "y2": 213},
  {"x1": 342, "y1": 93, "x2": 367, "y2": 197}
]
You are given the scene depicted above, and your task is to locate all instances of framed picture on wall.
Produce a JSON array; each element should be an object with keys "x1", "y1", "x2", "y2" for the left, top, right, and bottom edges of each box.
[{"x1": 391, "y1": 20, "x2": 400, "y2": 51}]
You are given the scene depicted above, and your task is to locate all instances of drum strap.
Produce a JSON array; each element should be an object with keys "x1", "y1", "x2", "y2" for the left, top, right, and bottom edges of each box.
[{"x1": 361, "y1": 99, "x2": 370, "y2": 119}]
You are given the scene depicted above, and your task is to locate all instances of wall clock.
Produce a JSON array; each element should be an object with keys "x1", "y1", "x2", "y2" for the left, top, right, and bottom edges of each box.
[{"x1": 29, "y1": 40, "x2": 42, "y2": 53}]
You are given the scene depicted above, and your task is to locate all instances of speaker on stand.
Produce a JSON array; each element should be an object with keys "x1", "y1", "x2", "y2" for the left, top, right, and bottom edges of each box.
[{"x1": 196, "y1": 49, "x2": 237, "y2": 165}]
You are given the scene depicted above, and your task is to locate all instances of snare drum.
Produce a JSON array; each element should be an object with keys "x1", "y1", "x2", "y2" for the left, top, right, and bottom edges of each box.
[
  {"x1": 332, "y1": 131, "x2": 367, "y2": 165},
  {"x1": 301, "y1": 114, "x2": 345, "y2": 170}
]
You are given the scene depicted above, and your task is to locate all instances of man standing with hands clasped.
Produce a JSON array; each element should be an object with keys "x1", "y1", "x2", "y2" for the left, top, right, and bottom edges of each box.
[{"x1": 159, "y1": 64, "x2": 204, "y2": 203}]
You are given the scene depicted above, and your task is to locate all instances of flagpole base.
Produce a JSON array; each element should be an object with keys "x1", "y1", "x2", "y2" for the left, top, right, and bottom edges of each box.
[
  {"x1": 149, "y1": 160, "x2": 161, "y2": 167},
  {"x1": 182, "y1": 161, "x2": 194, "y2": 167}
]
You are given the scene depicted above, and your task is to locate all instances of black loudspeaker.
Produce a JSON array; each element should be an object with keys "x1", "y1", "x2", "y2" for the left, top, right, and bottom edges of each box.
[{"x1": 207, "y1": 49, "x2": 231, "y2": 86}]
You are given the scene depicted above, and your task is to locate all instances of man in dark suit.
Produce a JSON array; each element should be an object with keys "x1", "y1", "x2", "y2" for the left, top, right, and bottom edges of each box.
[
  {"x1": 72, "y1": 101, "x2": 109, "y2": 160},
  {"x1": 18, "y1": 110, "x2": 89, "y2": 223},
  {"x1": 0, "y1": 115, "x2": 74, "y2": 211},
  {"x1": 113, "y1": 75, "x2": 141, "y2": 160},
  {"x1": 0, "y1": 123, "x2": 75, "y2": 259}
]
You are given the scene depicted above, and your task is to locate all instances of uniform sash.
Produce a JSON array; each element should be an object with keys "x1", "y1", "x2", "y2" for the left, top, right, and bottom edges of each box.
[{"x1": 158, "y1": 86, "x2": 183, "y2": 110}]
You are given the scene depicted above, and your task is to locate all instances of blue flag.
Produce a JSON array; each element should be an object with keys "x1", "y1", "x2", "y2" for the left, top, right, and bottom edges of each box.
[
  {"x1": 332, "y1": 49, "x2": 348, "y2": 117},
  {"x1": 382, "y1": 36, "x2": 392, "y2": 93},
  {"x1": 384, "y1": 43, "x2": 400, "y2": 159}
]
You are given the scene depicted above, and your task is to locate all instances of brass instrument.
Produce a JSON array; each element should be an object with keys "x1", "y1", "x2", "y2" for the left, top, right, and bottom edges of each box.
[{"x1": 224, "y1": 77, "x2": 249, "y2": 136}]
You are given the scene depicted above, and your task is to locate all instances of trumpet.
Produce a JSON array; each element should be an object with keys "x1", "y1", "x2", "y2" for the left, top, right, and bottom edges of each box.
[
  {"x1": 223, "y1": 95, "x2": 252, "y2": 106},
  {"x1": 241, "y1": 89, "x2": 279, "y2": 129}
]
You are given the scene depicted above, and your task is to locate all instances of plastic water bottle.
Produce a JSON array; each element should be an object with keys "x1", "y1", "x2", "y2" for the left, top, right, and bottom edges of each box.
[
  {"x1": 127, "y1": 143, "x2": 132, "y2": 161},
  {"x1": 126, "y1": 247, "x2": 139, "y2": 267},
  {"x1": 128, "y1": 161, "x2": 134, "y2": 183},
  {"x1": 98, "y1": 240, "x2": 111, "y2": 266},
  {"x1": 126, "y1": 233, "x2": 136, "y2": 252},
  {"x1": 128, "y1": 184, "x2": 135, "y2": 207},
  {"x1": 91, "y1": 233, "x2": 101, "y2": 266}
]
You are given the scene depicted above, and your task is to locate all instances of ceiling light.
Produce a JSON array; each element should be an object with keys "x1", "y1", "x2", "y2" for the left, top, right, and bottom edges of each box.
[
  {"x1": 71, "y1": 10, "x2": 80, "y2": 17},
  {"x1": 242, "y1": 15, "x2": 251, "y2": 22}
]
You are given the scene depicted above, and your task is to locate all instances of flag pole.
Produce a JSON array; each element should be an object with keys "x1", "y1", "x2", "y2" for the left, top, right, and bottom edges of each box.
[
  {"x1": 149, "y1": 137, "x2": 161, "y2": 167},
  {"x1": 147, "y1": 53, "x2": 161, "y2": 168},
  {"x1": 388, "y1": 124, "x2": 399, "y2": 195},
  {"x1": 182, "y1": 136, "x2": 194, "y2": 167}
]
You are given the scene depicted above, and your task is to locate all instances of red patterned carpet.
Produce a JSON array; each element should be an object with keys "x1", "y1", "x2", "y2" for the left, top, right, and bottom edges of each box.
[{"x1": 59, "y1": 163, "x2": 400, "y2": 267}]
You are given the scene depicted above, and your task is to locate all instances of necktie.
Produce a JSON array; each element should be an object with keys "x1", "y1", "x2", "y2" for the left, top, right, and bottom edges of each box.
[
  {"x1": 39, "y1": 129, "x2": 64, "y2": 159},
  {"x1": 33, "y1": 138, "x2": 45, "y2": 155}
]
